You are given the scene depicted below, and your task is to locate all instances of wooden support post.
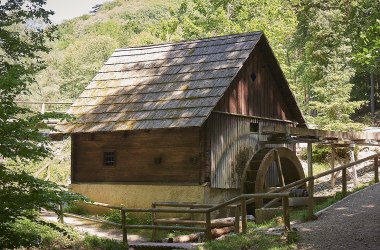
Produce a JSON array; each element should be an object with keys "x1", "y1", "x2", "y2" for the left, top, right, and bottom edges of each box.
[
  {"x1": 331, "y1": 146, "x2": 336, "y2": 188},
  {"x1": 205, "y1": 212, "x2": 212, "y2": 241},
  {"x1": 41, "y1": 102, "x2": 46, "y2": 114},
  {"x1": 241, "y1": 198, "x2": 247, "y2": 234},
  {"x1": 307, "y1": 143, "x2": 315, "y2": 220},
  {"x1": 58, "y1": 202, "x2": 64, "y2": 223},
  {"x1": 234, "y1": 205, "x2": 240, "y2": 233},
  {"x1": 274, "y1": 150, "x2": 285, "y2": 187},
  {"x1": 342, "y1": 168, "x2": 347, "y2": 196},
  {"x1": 282, "y1": 197, "x2": 290, "y2": 231},
  {"x1": 151, "y1": 204, "x2": 157, "y2": 241},
  {"x1": 375, "y1": 156, "x2": 379, "y2": 183},
  {"x1": 121, "y1": 208, "x2": 128, "y2": 246},
  {"x1": 349, "y1": 144, "x2": 358, "y2": 187},
  {"x1": 371, "y1": 71, "x2": 375, "y2": 118}
]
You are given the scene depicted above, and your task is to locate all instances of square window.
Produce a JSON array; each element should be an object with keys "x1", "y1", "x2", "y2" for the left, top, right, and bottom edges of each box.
[
  {"x1": 250, "y1": 123, "x2": 259, "y2": 133},
  {"x1": 103, "y1": 150, "x2": 116, "y2": 167}
]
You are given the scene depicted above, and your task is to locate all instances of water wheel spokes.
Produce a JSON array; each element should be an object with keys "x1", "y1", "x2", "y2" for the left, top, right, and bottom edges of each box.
[{"x1": 241, "y1": 147, "x2": 305, "y2": 209}]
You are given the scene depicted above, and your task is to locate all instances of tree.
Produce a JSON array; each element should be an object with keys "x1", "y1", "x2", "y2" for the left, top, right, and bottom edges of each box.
[
  {"x1": 0, "y1": 0, "x2": 59, "y2": 160},
  {"x1": 293, "y1": 0, "x2": 364, "y2": 130},
  {"x1": 0, "y1": 1, "x2": 85, "y2": 247},
  {"x1": 152, "y1": 0, "x2": 299, "y2": 89}
]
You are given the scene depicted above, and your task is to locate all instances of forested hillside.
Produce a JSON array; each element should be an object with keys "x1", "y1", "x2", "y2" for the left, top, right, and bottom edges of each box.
[
  {"x1": 25, "y1": 0, "x2": 176, "y2": 102},
  {"x1": 28, "y1": 0, "x2": 379, "y2": 130}
]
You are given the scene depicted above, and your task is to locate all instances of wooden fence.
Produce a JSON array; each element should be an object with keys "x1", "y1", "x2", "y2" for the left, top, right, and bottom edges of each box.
[
  {"x1": 59, "y1": 193, "x2": 291, "y2": 246},
  {"x1": 57, "y1": 152, "x2": 379, "y2": 246}
]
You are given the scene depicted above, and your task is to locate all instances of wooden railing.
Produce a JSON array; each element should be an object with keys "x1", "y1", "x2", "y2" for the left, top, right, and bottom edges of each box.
[
  {"x1": 58, "y1": 192, "x2": 290, "y2": 246},
  {"x1": 15, "y1": 101, "x2": 72, "y2": 114},
  {"x1": 266, "y1": 152, "x2": 380, "y2": 219},
  {"x1": 57, "y1": 154, "x2": 379, "y2": 246}
]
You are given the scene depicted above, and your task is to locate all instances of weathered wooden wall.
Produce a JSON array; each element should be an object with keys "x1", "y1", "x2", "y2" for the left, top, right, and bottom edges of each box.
[
  {"x1": 215, "y1": 39, "x2": 296, "y2": 121},
  {"x1": 72, "y1": 128, "x2": 201, "y2": 183},
  {"x1": 207, "y1": 112, "x2": 293, "y2": 189},
  {"x1": 207, "y1": 39, "x2": 298, "y2": 189}
]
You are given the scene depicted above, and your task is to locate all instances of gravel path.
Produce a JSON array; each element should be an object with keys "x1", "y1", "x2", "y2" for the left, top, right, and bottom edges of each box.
[{"x1": 296, "y1": 182, "x2": 380, "y2": 250}]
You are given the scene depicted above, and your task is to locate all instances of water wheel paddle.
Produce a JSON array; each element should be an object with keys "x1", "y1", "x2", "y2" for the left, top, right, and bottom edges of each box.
[{"x1": 241, "y1": 147, "x2": 305, "y2": 209}]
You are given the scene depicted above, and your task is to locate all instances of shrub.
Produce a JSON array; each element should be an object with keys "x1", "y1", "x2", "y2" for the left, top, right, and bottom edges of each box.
[{"x1": 0, "y1": 166, "x2": 87, "y2": 248}]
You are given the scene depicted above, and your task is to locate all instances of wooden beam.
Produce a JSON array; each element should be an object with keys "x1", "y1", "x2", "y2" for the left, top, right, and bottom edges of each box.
[
  {"x1": 307, "y1": 143, "x2": 314, "y2": 220},
  {"x1": 262, "y1": 125, "x2": 380, "y2": 142}
]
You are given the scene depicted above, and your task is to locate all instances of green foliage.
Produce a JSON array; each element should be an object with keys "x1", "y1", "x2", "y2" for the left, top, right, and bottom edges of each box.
[
  {"x1": 82, "y1": 235, "x2": 125, "y2": 250},
  {"x1": 101, "y1": 209, "x2": 122, "y2": 224},
  {"x1": 5, "y1": 138, "x2": 72, "y2": 185},
  {"x1": 99, "y1": 1, "x2": 123, "y2": 11},
  {"x1": 354, "y1": 20, "x2": 380, "y2": 72},
  {"x1": 0, "y1": 0, "x2": 67, "y2": 161},
  {"x1": 0, "y1": 218, "x2": 80, "y2": 249},
  {"x1": 64, "y1": 203, "x2": 89, "y2": 216},
  {"x1": 202, "y1": 229, "x2": 295, "y2": 250},
  {"x1": 300, "y1": 145, "x2": 331, "y2": 163},
  {"x1": 58, "y1": 34, "x2": 118, "y2": 99},
  {"x1": 1, "y1": 217, "x2": 127, "y2": 249},
  {"x1": 25, "y1": 0, "x2": 174, "y2": 102},
  {"x1": 100, "y1": 209, "x2": 151, "y2": 225},
  {"x1": 153, "y1": 0, "x2": 298, "y2": 83},
  {"x1": 0, "y1": 166, "x2": 87, "y2": 248},
  {"x1": 293, "y1": 0, "x2": 364, "y2": 130}
]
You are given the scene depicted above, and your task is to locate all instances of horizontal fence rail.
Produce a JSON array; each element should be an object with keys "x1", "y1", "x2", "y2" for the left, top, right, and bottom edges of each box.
[
  {"x1": 58, "y1": 193, "x2": 291, "y2": 246},
  {"x1": 56, "y1": 153, "x2": 379, "y2": 246}
]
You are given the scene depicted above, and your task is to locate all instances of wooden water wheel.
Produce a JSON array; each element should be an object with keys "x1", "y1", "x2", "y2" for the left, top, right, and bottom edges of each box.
[{"x1": 241, "y1": 147, "x2": 306, "y2": 209}]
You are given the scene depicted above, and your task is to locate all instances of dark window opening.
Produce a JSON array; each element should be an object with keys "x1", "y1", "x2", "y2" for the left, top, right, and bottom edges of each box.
[
  {"x1": 251, "y1": 72, "x2": 256, "y2": 82},
  {"x1": 103, "y1": 150, "x2": 116, "y2": 167},
  {"x1": 250, "y1": 122, "x2": 259, "y2": 133},
  {"x1": 154, "y1": 156, "x2": 162, "y2": 165},
  {"x1": 89, "y1": 133, "x2": 95, "y2": 141}
]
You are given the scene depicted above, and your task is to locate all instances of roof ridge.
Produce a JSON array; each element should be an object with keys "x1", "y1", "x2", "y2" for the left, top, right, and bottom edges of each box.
[{"x1": 115, "y1": 31, "x2": 263, "y2": 51}]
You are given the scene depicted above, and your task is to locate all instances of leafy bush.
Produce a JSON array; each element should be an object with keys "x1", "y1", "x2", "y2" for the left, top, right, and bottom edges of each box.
[
  {"x1": 0, "y1": 217, "x2": 80, "y2": 249},
  {"x1": 64, "y1": 203, "x2": 89, "y2": 215},
  {"x1": 300, "y1": 144, "x2": 331, "y2": 163},
  {"x1": 102, "y1": 209, "x2": 122, "y2": 224},
  {"x1": 0, "y1": 166, "x2": 88, "y2": 248},
  {"x1": 101, "y1": 209, "x2": 151, "y2": 225}
]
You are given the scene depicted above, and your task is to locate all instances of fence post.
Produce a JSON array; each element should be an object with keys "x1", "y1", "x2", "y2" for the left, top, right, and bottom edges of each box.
[
  {"x1": 331, "y1": 146, "x2": 336, "y2": 188},
  {"x1": 374, "y1": 156, "x2": 379, "y2": 183},
  {"x1": 58, "y1": 202, "x2": 64, "y2": 223},
  {"x1": 342, "y1": 168, "x2": 347, "y2": 196},
  {"x1": 282, "y1": 196, "x2": 290, "y2": 231},
  {"x1": 241, "y1": 198, "x2": 247, "y2": 234},
  {"x1": 151, "y1": 204, "x2": 157, "y2": 241},
  {"x1": 205, "y1": 211, "x2": 212, "y2": 241},
  {"x1": 234, "y1": 205, "x2": 240, "y2": 233},
  {"x1": 121, "y1": 208, "x2": 128, "y2": 246}
]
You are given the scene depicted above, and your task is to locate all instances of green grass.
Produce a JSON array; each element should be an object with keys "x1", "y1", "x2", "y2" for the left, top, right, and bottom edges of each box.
[
  {"x1": 82, "y1": 235, "x2": 126, "y2": 250},
  {"x1": 312, "y1": 162, "x2": 331, "y2": 175},
  {"x1": 200, "y1": 228, "x2": 297, "y2": 250}
]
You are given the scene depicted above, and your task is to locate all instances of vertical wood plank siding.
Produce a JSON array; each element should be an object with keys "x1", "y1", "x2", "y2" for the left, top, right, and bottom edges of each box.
[
  {"x1": 215, "y1": 40, "x2": 296, "y2": 121},
  {"x1": 209, "y1": 38, "x2": 298, "y2": 189},
  {"x1": 208, "y1": 112, "x2": 292, "y2": 189}
]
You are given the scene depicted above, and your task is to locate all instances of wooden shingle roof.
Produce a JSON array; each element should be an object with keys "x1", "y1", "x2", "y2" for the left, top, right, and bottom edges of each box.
[{"x1": 57, "y1": 31, "x2": 304, "y2": 133}]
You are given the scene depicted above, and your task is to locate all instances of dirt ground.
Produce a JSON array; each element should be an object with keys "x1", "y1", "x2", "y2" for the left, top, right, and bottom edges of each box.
[{"x1": 296, "y1": 182, "x2": 380, "y2": 250}]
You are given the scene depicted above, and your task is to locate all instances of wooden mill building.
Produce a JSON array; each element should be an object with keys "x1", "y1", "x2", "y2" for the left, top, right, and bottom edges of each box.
[{"x1": 57, "y1": 31, "x2": 307, "y2": 208}]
